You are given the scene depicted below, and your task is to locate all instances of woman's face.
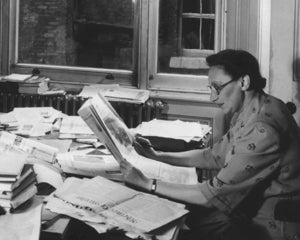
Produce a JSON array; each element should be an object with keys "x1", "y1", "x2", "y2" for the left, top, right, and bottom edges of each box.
[{"x1": 208, "y1": 65, "x2": 244, "y2": 115}]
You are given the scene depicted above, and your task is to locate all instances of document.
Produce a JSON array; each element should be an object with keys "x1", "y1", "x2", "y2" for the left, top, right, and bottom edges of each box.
[
  {"x1": 13, "y1": 122, "x2": 52, "y2": 137},
  {"x1": 59, "y1": 116, "x2": 94, "y2": 135},
  {"x1": 1, "y1": 73, "x2": 32, "y2": 82},
  {"x1": 0, "y1": 151, "x2": 27, "y2": 177},
  {"x1": 46, "y1": 176, "x2": 188, "y2": 234},
  {"x1": 33, "y1": 163, "x2": 64, "y2": 189},
  {"x1": 104, "y1": 87, "x2": 150, "y2": 104},
  {"x1": 0, "y1": 201, "x2": 42, "y2": 240},
  {"x1": 134, "y1": 119, "x2": 212, "y2": 142},
  {"x1": 78, "y1": 84, "x2": 120, "y2": 98},
  {"x1": 78, "y1": 93, "x2": 198, "y2": 184},
  {"x1": 0, "y1": 131, "x2": 58, "y2": 163},
  {"x1": 79, "y1": 84, "x2": 150, "y2": 104},
  {"x1": 38, "y1": 139, "x2": 72, "y2": 153},
  {"x1": 56, "y1": 149, "x2": 120, "y2": 177},
  {"x1": 12, "y1": 107, "x2": 64, "y2": 124}
]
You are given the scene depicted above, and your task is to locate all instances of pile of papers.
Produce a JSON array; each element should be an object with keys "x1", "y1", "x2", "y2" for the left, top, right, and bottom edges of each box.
[
  {"x1": 46, "y1": 176, "x2": 188, "y2": 238},
  {"x1": 0, "y1": 107, "x2": 65, "y2": 137},
  {"x1": 79, "y1": 84, "x2": 150, "y2": 104},
  {"x1": 0, "y1": 151, "x2": 37, "y2": 214},
  {"x1": 1, "y1": 73, "x2": 33, "y2": 82},
  {"x1": 133, "y1": 119, "x2": 212, "y2": 142}
]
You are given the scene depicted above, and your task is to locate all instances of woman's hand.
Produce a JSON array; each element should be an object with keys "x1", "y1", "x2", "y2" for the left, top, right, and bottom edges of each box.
[
  {"x1": 120, "y1": 159, "x2": 152, "y2": 192},
  {"x1": 133, "y1": 136, "x2": 160, "y2": 160}
]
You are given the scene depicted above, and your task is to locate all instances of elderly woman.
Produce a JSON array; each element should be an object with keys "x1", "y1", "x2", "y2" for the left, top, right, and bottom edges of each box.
[{"x1": 120, "y1": 49, "x2": 300, "y2": 240}]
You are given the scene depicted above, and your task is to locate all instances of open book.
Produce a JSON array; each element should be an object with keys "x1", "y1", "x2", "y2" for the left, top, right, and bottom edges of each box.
[
  {"x1": 78, "y1": 93, "x2": 198, "y2": 184},
  {"x1": 46, "y1": 176, "x2": 188, "y2": 234}
]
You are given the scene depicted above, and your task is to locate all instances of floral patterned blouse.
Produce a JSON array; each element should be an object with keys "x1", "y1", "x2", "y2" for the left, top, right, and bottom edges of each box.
[{"x1": 198, "y1": 91, "x2": 300, "y2": 215}]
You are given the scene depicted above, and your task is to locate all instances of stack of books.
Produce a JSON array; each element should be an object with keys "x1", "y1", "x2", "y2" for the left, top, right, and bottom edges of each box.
[{"x1": 0, "y1": 153, "x2": 37, "y2": 214}]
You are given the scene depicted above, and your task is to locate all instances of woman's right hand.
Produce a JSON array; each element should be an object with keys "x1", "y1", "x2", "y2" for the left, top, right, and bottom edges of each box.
[{"x1": 133, "y1": 136, "x2": 160, "y2": 160}]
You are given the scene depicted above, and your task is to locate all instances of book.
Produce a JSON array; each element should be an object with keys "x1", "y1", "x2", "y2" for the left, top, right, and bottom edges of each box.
[
  {"x1": 46, "y1": 176, "x2": 188, "y2": 234},
  {"x1": 0, "y1": 151, "x2": 27, "y2": 178},
  {"x1": 0, "y1": 164, "x2": 34, "y2": 192},
  {"x1": 78, "y1": 93, "x2": 198, "y2": 184},
  {"x1": 0, "y1": 166, "x2": 36, "y2": 199},
  {"x1": 0, "y1": 183, "x2": 37, "y2": 209}
]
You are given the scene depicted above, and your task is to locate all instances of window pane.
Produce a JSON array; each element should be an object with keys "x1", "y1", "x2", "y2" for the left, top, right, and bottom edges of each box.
[
  {"x1": 18, "y1": 0, "x2": 135, "y2": 70},
  {"x1": 201, "y1": 19, "x2": 215, "y2": 50},
  {"x1": 182, "y1": 0, "x2": 215, "y2": 14},
  {"x1": 182, "y1": 18, "x2": 200, "y2": 49},
  {"x1": 201, "y1": 0, "x2": 215, "y2": 14},
  {"x1": 182, "y1": 0, "x2": 200, "y2": 13}
]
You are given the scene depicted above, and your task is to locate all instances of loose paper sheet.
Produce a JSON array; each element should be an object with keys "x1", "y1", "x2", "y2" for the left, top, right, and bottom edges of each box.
[{"x1": 0, "y1": 202, "x2": 42, "y2": 240}]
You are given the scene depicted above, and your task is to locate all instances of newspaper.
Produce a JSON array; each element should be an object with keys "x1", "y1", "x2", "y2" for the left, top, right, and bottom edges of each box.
[
  {"x1": 133, "y1": 119, "x2": 211, "y2": 142},
  {"x1": 0, "y1": 131, "x2": 58, "y2": 163},
  {"x1": 56, "y1": 149, "x2": 120, "y2": 177},
  {"x1": 79, "y1": 84, "x2": 150, "y2": 104},
  {"x1": 78, "y1": 93, "x2": 198, "y2": 184},
  {"x1": 46, "y1": 176, "x2": 188, "y2": 234},
  {"x1": 59, "y1": 116, "x2": 94, "y2": 135}
]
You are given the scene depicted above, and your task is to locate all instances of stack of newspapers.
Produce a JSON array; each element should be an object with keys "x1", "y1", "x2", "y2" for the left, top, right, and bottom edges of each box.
[{"x1": 0, "y1": 151, "x2": 37, "y2": 214}]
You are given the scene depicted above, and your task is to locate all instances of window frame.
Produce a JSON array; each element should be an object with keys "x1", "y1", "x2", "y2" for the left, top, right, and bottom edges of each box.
[
  {"x1": 2, "y1": 0, "x2": 140, "y2": 87},
  {"x1": 147, "y1": 0, "x2": 227, "y2": 93}
]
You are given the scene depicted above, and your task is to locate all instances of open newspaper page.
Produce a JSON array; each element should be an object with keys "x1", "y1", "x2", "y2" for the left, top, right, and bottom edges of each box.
[
  {"x1": 78, "y1": 93, "x2": 198, "y2": 184},
  {"x1": 46, "y1": 176, "x2": 188, "y2": 234}
]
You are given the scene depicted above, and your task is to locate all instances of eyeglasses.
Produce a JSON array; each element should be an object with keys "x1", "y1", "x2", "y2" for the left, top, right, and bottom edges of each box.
[{"x1": 207, "y1": 79, "x2": 236, "y2": 95}]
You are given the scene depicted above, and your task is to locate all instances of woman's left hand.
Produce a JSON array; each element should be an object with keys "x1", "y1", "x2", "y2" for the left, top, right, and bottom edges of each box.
[{"x1": 120, "y1": 159, "x2": 152, "y2": 192}]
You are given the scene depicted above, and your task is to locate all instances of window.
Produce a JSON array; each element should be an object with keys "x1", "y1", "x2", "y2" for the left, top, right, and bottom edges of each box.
[
  {"x1": 8, "y1": 0, "x2": 138, "y2": 85},
  {"x1": 1, "y1": 0, "x2": 228, "y2": 95},
  {"x1": 148, "y1": 0, "x2": 226, "y2": 93}
]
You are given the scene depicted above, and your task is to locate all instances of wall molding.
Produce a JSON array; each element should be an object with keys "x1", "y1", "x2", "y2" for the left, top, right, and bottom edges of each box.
[{"x1": 294, "y1": 0, "x2": 300, "y2": 82}]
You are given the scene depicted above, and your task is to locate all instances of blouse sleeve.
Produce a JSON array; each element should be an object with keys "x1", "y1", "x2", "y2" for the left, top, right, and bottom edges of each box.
[{"x1": 199, "y1": 121, "x2": 281, "y2": 212}]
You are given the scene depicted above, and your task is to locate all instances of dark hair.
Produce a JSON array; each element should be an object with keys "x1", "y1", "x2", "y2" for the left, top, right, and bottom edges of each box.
[
  {"x1": 286, "y1": 102, "x2": 296, "y2": 115},
  {"x1": 206, "y1": 49, "x2": 266, "y2": 91}
]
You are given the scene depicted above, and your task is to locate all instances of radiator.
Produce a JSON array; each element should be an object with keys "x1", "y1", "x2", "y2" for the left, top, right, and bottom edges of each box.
[{"x1": 0, "y1": 93, "x2": 165, "y2": 128}]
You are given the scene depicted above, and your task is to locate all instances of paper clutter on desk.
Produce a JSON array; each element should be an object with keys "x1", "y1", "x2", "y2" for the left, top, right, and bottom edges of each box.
[{"x1": 45, "y1": 176, "x2": 188, "y2": 235}]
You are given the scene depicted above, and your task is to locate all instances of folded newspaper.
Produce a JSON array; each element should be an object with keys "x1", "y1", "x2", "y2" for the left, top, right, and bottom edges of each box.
[
  {"x1": 0, "y1": 131, "x2": 58, "y2": 163},
  {"x1": 78, "y1": 93, "x2": 198, "y2": 184}
]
